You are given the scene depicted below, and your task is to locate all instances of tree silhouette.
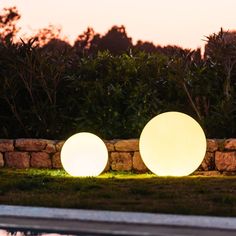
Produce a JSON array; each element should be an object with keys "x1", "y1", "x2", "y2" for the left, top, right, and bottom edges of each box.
[
  {"x1": 205, "y1": 28, "x2": 236, "y2": 100},
  {"x1": 73, "y1": 27, "x2": 101, "y2": 55},
  {"x1": 0, "y1": 7, "x2": 20, "y2": 44},
  {"x1": 31, "y1": 24, "x2": 63, "y2": 47},
  {"x1": 41, "y1": 38, "x2": 72, "y2": 53},
  {"x1": 96, "y1": 25, "x2": 132, "y2": 54},
  {"x1": 134, "y1": 40, "x2": 157, "y2": 53},
  {"x1": 156, "y1": 45, "x2": 191, "y2": 57},
  {"x1": 73, "y1": 25, "x2": 133, "y2": 55}
]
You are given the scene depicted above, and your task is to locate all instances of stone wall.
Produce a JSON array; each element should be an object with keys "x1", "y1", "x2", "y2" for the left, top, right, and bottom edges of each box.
[{"x1": 0, "y1": 138, "x2": 236, "y2": 174}]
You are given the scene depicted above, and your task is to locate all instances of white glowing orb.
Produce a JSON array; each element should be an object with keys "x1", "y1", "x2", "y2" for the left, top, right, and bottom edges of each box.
[
  {"x1": 139, "y1": 112, "x2": 206, "y2": 176},
  {"x1": 60, "y1": 132, "x2": 108, "y2": 177}
]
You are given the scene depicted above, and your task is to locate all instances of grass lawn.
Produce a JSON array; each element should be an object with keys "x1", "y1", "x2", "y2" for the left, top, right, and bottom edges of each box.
[{"x1": 0, "y1": 169, "x2": 236, "y2": 217}]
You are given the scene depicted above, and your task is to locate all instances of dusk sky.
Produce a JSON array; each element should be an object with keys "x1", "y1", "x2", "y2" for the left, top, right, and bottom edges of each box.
[{"x1": 1, "y1": 0, "x2": 236, "y2": 50}]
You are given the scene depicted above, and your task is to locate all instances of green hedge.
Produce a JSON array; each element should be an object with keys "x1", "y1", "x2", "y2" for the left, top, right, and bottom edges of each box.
[{"x1": 0, "y1": 41, "x2": 235, "y2": 139}]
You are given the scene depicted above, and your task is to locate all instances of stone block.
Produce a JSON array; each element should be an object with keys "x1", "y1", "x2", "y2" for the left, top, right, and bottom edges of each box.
[
  {"x1": 31, "y1": 152, "x2": 52, "y2": 168},
  {"x1": 5, "y1": 152, "x2": 30, "y2": 168},
  {"x1": 193, "y1": 170, "x2": 222, "y2": 176},
  {"x1": 0, "y1": 153, "x2": 4, "y2": 167},
  {"x1": 55, "y1": 140, "x2": 65, "y2": 152},
  {"x1": 114, "y1": 139, "x2": 139, "y2": 151},
  {"x1": 0, "y1": 139, "x2": 14, "y2": 152},
  {"x1": 110, "y1": 152, "x2": 132, "y2": 171},
  {"x1": 52, "y1": 152, "x2": 63, "y2": 169},
  {"x1": 15, "y1": 139, "x2": 47, "y2": 151},
  {"x1": 44, "y1": 141, "x2": 57, "y2": 153},
  {"x1": 206, "y1": 139, "x2": 218, "y2": 152},
  {"x1": 224, "y1": 139, "x2": 236, "y2": 150},
  {"x1": 133, "y1": 152, "x2": 148, "y2": 172},
  {"x1": 104, "y1": 140, "x2": 115, "y2": 152},
  {"x1": 215, "y1": 151, "x2": 236, "y2": 172},
  {"x1": 200, "y1": 151, "x2": 215, "y2": 171}
]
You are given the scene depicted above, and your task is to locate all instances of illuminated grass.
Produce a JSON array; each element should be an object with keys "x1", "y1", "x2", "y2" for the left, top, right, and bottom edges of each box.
[{"x1": 0, "y1": 169, "x2": 236, "y2": 216}]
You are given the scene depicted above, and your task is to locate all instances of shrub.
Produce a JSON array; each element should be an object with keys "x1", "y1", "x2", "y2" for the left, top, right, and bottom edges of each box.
[{"x1": 0, "y1": 38, "x2": 236, "y2": 139}]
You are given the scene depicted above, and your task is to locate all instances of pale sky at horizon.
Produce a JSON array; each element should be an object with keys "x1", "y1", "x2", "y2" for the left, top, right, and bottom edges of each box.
[{"x1": 1, "y1": 0, "x2": 236, "y2": 50}]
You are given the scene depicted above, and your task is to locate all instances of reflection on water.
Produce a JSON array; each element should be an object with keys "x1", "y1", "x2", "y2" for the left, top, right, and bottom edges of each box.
[{"x1": 0, "y1": 229, "x2": 75, "y2": 236}]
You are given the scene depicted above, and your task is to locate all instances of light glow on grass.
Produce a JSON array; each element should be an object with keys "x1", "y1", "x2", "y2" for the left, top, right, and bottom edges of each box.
[
  {"x1": 60, "y1": 132, "x2": 108, "y2": 177},
  {"x1": 139, "y1": 112, "x2": 207, "y2": 177}
]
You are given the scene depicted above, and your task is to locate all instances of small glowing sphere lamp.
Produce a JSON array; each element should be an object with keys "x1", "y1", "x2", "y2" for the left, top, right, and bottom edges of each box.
[
  {"x1": 61, "y1": 132, "x2": 108, "y2": 177},
  {"x1": 139, "y1": 112, "x2": 206, "y2": 176}
]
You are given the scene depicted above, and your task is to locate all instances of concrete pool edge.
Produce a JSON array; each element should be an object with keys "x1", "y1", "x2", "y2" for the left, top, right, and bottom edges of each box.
[{"x1": 0, "y1": 204, "x2": 236, "y2": 231}]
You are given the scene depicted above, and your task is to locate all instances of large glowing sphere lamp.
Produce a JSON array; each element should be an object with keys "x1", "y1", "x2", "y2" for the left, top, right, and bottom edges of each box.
[
  {"x1": 61, "y1": 132, "x2": 108, "y2": 177},
  {"x1": 139, "y1": 112, "x2": 206, "y2": 176}
]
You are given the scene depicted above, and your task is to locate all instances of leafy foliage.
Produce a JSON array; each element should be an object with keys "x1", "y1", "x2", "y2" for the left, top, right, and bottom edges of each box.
[
  {"x1": 0, "y1": 38, "x2": 236, "y2": 139},
  {"x1": 1, "y1": 7, "x2": 236, "y2": 139}
]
